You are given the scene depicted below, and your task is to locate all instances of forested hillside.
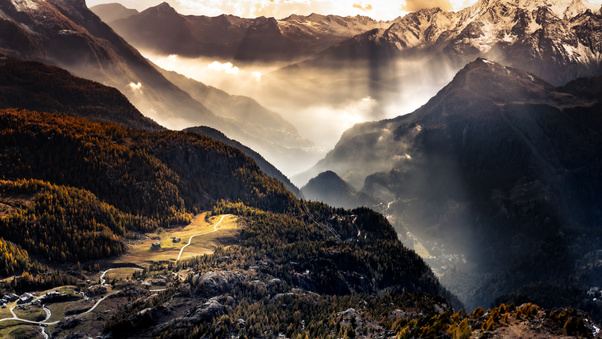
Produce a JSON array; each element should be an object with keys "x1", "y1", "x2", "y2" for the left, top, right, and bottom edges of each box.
[
  {"x1": 0, "y1": 109, "x2": 295, "y2": 228},
  {"x1": 0, "y1": 108, "x2": 467, "y2": 337},
  {"x1": 0, "y1": 56, "x2": 162, "y2": 131}
]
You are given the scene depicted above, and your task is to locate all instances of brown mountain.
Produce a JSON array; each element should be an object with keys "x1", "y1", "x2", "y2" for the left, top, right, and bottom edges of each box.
[
  {"x1": 97, "y1": 2, "x2": 389, "y2": 62},
  {"x1": 89, "y1": 2, "x2": 138, "y2": 23},
  {"x1": 0, "y1": 56, "x2": 162, "y2": 131},
  {"x1": 0, "y1": 0, "x2": 311, "y2": 172},
  {"x1": 298, "y1": 0, "x2": 602, "y2": 86}
]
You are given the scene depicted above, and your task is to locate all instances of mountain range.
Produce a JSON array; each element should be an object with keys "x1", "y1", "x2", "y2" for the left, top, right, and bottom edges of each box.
[
  {"x1": 0, "y1": 0, "x2": 601, "y2": 335},
  {"x1": 0, "y1": 0, "x2": 314, "y2": 174},
  {"x1": 264, "y1": 0, "x2": 602, "y2": 121},
  {"x1": 300, "y1": 57, "x2": 602, "y2": 309},
  {"x1": 90, "y1": 0, "x2": 602, "y2": 146},
  {"x1": 93, "y1": 2, "x2": 391, "y2": 62},
  {"x1": 0, "y1": 55, "x2": 302, "y2": 198},
  {"x1": 299, "y1": 0, "x2": 602, "y2": 85}
]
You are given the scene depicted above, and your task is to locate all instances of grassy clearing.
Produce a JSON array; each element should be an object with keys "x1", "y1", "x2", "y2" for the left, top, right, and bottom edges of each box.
[
  {"x1": 0, "y1": 323, "x2": 43, "y2": 339},
  {"x1": 101, "y1": 267, "x2": 142, "y2": 283},
  {"x1": 13, "y1": 305, "x2": 45, "y2": 322},
  {"x1": 0, "y1": 302, "x2": 14, "y2": 319},
  {"x1": 0, "y1": 320, "x2": 21, "y2": 330},
  {"x1": 55, "y1": 286, "x2": 79, "y2": 296},
  {"x1": 45, "y1": 301, "x2": 71, "y2": 323},
  {"x1": 116, "y1": 213, "x2": 240, "y2": 266}
]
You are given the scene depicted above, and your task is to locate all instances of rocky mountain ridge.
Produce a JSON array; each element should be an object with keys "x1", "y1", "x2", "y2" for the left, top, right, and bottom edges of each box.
[{"x1": 309, "y1": 0, "x2": 602, "y2": 85}]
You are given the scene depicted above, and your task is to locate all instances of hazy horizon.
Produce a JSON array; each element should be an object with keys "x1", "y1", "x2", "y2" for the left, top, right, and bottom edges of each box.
[{"x1": 86, "y1": 0, "x2": 477, "y2": 21}]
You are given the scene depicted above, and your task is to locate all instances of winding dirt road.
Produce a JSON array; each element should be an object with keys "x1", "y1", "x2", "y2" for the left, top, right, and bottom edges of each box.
[{"x1": 176, "y1": 214, "x2": 230, "y2": 262}]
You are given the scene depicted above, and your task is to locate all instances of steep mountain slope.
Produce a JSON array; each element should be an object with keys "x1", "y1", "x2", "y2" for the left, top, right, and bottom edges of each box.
[
  {"x1": 301, "y1": 170, "x2": 378, "y2": 209},
  {"x1": 0, "y1": 56, "x2": 162, "y2": 131},
  {"x1": 89, "y1": 2, "x2": 138, "y2": 23},
  {"x1": 0, "y1": 55, "x2": 307, "y2": 194},
  {"x1": 302, "y1": 58, "x2": 602, "y2": 309},
  {"x1": 304, "y1": 0, "x2": 602, "y2": 86},
  {"x1": 160, "y1": 68, "x2": 314, "y2": 174},
  {"x1": 0, "y1": 0, "x2": 310, "y2": 171},
  {"x1": 0, "y1": 109, "x2": 296, "y2": 221},
  {"x1": 98, "y1": 2, "x2": 390, "y2": 62},
  {"x1": 185, "y1": 126, "x2": 301, "y2": 198},
  {"x1": 0, "y1": 0, "x2": 214, "y2": 125},
  {"x1": 0, "y1": 109, "x2": 465, "y2": 337}
]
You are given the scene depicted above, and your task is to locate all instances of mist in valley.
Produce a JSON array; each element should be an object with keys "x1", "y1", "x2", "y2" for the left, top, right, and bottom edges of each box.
[
  {"x1": 145, "y1": 50, "x2": 492, "y2": 307},
  {"x1": 145, "y1": 51, "x2": 461, "y2": 176}
]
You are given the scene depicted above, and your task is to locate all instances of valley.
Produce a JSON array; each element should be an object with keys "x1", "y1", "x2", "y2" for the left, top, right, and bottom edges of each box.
[
  {"x1": 0, "y1": 0, "x2": 601, "y2": 336},
  {"x1": 0, "y1": 213, "x2": 238, "y2": 338}
]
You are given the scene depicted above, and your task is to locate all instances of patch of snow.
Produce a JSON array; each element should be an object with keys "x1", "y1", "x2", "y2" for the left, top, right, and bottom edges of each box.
[
  {"x1": 58, "y1": 29, "x2": 77, "y2": 35},
  {"x1": 526, "y1": 19, "x2": 542, "y2": 34},
  {"x1": 501, "y1": 31, "x2": 517, "y2": 43},
  {"x1": 562, "y1": 42, "x2": 602, "y2": 65},
  {"x1": 11, "y1": 0, "x2": 42, "y2": 12}
]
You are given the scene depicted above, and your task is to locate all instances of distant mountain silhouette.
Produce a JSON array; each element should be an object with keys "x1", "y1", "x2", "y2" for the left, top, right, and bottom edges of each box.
[
  {"x1": 0, "y1": 0, "x2": 311, "y2": 172},
  {"x1": 98, "y1": 2, "x2": 390, "y2": 62},
  {"x1": 90, "y1": 3, "x2": 138, "y2": 23},
  {"x1": 301, "y1": 171, "x2": 378, "y2": 209}
]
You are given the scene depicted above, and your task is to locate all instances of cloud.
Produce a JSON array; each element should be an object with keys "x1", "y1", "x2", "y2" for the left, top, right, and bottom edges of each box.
[
  {"x1": 402, "y1": 0, "x2": 453, "y2": 11},
  {"x1": 252, "y1": 72, "x2": 262, "y2": 81},
  {"x1": 207, "y1": 61, "x2": 239, "y2": 74},
  {"x1": 128, "y1": 82, "x2": 143, "y2": 92},
  {"x1": 352, "y1": 3, "x2": 373, "y2": 11}
]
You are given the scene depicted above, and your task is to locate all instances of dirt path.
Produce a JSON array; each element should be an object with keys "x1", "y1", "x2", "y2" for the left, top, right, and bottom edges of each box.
[{"x1": 176, "y1": 214, "x2": 230, "y2": 262}]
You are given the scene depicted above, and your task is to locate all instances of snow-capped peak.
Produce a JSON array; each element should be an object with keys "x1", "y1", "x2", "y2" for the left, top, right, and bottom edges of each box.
[
  {"x1": 11, "y1": 0, "x2": 43, "y2": 12},
  {"x1": 473, "y1": 0, "x2": 587, "y2": 18}
]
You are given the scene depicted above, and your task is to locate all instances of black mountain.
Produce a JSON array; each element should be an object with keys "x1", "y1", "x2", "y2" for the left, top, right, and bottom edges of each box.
[{"x1": 302, "y1": 58, "x2": 602, "y2": 308}]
